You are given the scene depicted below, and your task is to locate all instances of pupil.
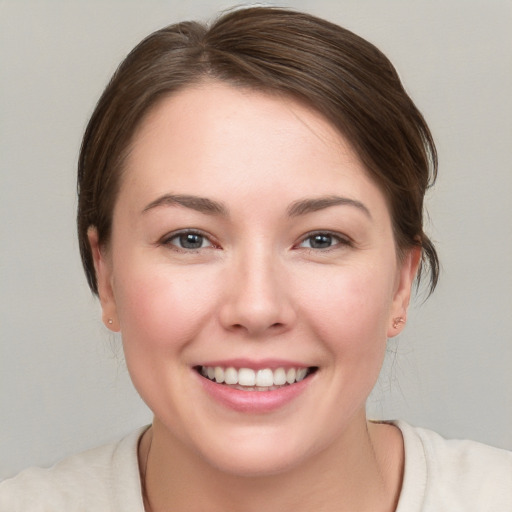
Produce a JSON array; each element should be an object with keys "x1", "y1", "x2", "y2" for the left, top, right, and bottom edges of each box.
[
  {"x1": 311, "y1": 234, "x2": 331, "y2": 248},
  {"x1": 180, "y1": 233, "x2": 202, "y2": 249}
]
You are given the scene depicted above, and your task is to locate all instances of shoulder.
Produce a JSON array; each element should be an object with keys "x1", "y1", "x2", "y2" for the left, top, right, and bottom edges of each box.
[
  {"x1": 0, "y1": 426, "x2": 148, "y2": 512},
  {"x1": 395, "y1": 420, "x2": 512, "y2": 511}
]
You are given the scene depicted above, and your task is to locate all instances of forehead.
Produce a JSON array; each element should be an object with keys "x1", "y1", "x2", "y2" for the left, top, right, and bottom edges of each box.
[
  {"x1": 132, "y1": 82, "x2": 348, "y2": 159},
  {"x1": 119, "y1": 82, "x2": 389, "y2": 218}
]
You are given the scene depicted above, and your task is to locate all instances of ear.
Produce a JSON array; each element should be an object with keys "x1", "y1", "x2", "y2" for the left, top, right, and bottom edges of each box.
[
  {"x1": 87, "y1": 227, "x2": 120, "y2": 332},
  {"x1": 387, "y1": 246, "x2": 422, "y2": 338}
]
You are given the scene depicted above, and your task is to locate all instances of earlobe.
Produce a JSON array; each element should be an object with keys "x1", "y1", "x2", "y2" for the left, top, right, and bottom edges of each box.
[
  {"x1": 87, "y1": 227, "x2": 120, "y2": 332},
  {"x1": 387, "y1": 246, "x2": 422, "y2": 338}
]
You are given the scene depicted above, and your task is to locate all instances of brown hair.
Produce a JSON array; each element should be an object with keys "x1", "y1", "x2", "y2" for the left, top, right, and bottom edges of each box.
[{"x1": 77, "y1": 6, "x2": 439, "y2": 295}]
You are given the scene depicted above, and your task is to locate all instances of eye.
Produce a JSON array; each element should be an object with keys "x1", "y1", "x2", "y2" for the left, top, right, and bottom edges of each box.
[
  {"x1": 164, "y1": 230, "x2": 213, "y2": 250},
  {"x1": 298, "y1": 232, "x2": 349, "y2": 250}
]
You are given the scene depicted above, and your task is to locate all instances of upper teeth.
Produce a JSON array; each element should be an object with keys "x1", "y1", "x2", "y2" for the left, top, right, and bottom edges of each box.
[{"x1": 200, "y1": 366, "x2": 309, "y2": 387}]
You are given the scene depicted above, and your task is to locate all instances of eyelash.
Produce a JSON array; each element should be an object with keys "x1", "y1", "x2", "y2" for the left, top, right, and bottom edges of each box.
[
  {"x1": 295, "y1": 231, "x2": 352, "y2": 252},
  {"x1": 160, "y1": 229, "x2": 352, "y2": 253},
  {"x1": 160, "y1": 229, "x2": 218, "y2": 252}
]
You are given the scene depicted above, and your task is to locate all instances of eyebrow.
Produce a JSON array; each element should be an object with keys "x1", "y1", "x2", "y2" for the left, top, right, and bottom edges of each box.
[
  {"x1": 142, "y1": 193, "x2": 371, "y2": 219},
  {"x1": 142, "y1": 194, "x2": 228, "y2": 216},
  {"x1": 287, "y1": 195, "x2": 371, "y2": 218}
]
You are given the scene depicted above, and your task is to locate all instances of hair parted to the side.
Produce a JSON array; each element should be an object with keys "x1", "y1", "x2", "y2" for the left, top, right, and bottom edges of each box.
[{"x1": 77, "y1": 6, "x2": 439, "y2": 296}]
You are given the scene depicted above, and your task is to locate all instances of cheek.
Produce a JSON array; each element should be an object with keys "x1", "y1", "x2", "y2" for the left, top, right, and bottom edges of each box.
[
  {"x1": 113, "y1": 262, "x2": 220, "y2": 352},
  {"x1": 297, "y1": 262, "x2": 395, "y2": 357},
  {"x1": 111, "y1": 263, "x2": 222, "y2": 416}
]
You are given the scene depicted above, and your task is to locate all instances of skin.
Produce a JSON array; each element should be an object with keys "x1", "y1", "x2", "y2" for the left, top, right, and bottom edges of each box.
[{"x1": 89, "y1": 82, "x2": 420, "y2": 511}]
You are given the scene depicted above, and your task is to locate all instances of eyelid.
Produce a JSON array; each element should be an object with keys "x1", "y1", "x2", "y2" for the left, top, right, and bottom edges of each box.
[
  {"x1": 159, "y1": 228, "x2": 220, "y2": 250},
  {"x1": 295, "y1": 230, "x2": 353, "y2": 249}
]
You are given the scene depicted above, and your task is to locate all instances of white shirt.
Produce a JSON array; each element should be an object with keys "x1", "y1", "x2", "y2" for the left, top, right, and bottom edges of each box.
[{"x1": 1, "y1": 422, "x2": 511, "y2": 511}]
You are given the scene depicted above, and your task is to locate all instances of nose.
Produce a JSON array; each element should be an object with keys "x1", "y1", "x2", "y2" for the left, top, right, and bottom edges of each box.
[{"x1": 218, "y1": 249, "x2": 296, "y2": 338}]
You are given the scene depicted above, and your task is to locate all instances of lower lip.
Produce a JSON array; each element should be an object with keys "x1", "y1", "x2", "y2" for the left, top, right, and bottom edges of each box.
[{"x1": 196, "y1": 372, "x2": 314, "y2": 413}]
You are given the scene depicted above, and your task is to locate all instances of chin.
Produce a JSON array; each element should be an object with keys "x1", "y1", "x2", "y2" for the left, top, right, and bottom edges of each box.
[
  {"x1": 186, "y1": 422, "x2": 324, "y2": 479},
  {"x1": 205, "y1": 443, "x2": 309, "y2": 478}
]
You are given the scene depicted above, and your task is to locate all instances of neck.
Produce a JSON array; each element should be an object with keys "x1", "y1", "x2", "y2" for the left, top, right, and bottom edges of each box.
[{"x1": 139, "y1": 415, "x2": 403, "y2": 512}]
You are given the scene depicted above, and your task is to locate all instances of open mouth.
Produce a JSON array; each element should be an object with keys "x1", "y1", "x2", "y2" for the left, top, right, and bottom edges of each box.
[{"x1": 195, "y1": 365, "x2": 318, "y2": 391}]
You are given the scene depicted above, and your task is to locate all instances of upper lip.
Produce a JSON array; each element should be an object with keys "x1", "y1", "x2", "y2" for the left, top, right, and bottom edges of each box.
[{"x1": 195, "y1": 358, "x2": 314, "y2": 371}]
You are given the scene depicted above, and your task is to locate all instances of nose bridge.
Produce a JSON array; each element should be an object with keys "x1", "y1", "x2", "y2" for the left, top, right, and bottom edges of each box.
[{"x1": 220, "y1": 240, "x2": 293, "y2": 336}]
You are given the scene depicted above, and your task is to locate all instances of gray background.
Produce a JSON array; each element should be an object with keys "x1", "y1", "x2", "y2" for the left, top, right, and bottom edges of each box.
[{"x1": 1, "y1": 0, "x2": 511, "y2": 479}]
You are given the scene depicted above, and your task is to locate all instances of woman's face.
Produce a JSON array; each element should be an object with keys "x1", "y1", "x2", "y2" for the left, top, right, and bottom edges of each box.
[{"x1": 91, "y1": 82, "x2": 418, "y2": 476}]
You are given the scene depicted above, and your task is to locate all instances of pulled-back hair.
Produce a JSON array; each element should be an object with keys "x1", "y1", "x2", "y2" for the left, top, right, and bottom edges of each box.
[{"x1": 77, "y1": 6, "x2": 439, "y2": 295}]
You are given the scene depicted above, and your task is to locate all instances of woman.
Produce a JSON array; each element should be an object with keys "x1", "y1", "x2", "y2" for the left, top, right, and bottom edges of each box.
[{"x1": 1, "y1": 6, "x2": 510, "y2": 511}]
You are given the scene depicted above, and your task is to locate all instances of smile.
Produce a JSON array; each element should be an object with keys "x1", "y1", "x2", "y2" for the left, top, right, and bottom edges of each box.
[{"x1": 197, "y1": 365, "x2": 317, "y2": 391}]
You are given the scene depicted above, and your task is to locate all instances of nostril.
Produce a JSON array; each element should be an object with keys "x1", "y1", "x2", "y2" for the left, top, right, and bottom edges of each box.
[{"x1": 218, "y1": 288, "x2": 297, "y2": 336}]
